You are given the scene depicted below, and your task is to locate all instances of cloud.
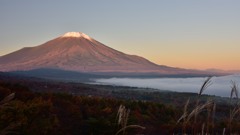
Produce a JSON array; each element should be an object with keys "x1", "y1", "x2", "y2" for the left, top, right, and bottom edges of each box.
[{"x1": 94, "y1": 75, "x2": 240, "y2": 97}]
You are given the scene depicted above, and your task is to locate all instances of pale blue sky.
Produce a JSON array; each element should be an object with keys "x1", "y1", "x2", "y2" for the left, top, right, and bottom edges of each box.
[{"x1": 1, "y1": 0, "x2": 240, "y2": 70}]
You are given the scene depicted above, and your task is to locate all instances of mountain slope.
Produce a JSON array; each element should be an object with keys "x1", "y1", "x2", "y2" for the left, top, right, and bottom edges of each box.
[{"x1": 0, "y1": 32, "x2": 216, "y2": 75}]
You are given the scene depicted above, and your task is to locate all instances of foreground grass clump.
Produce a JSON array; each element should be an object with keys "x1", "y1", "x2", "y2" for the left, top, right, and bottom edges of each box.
[
  {"x1": 176, "y1": 77, "x2": 214, "y2": 134},
  {"x1": 115, "y1": 104, "x2": 145, "y2": 135},
  {"x1": 176, "y1": 77, "x2": 240, "y2": 135}
]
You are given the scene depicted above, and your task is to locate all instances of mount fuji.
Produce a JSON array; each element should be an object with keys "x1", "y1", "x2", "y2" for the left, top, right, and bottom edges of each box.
[{"x1": 0, "y1": 32, "x2": 222, "y2": 76}]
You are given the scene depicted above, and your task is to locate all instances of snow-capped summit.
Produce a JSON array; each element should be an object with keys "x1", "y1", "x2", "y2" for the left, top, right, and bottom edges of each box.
[{"x1": 62, "y1": 32, "x2": 92, "y2": 40}]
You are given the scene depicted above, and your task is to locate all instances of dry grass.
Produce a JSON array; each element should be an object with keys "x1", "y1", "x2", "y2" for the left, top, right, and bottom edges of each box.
[
  {"x1": 201, "y1": 123, "x2": 205, "y2": 135},
  {"x1": 0, "y1": 93, "x2": 17, "y2": 135},
  {"x1": 177, "y1": 98, "x2": 190, "y2": 124},
  {"x1": 230, "y1": 81, "x2": 238, "y2": 103},
  {"x1": 177, "y1": 77, "x2": 214, "y2": 134},
  {"x1": 116, "y1": 104, "x2": 145, "y2": 135},
  {"x1": 117, "y1": 105, "x2": 130, "y2": 128},
  {"x1": 198, "y1": 76, "x2": 212, "y2": 97},
  {"x1": 115, "y1": 125, "x2": 146, "y2": 135},
  {"x1": 177, "y1": 99, "x2": 213, "y2": 134},
  {"x1": 222, "y1": 128, "x2": 226, "y2": 135},
  {"x1": 211, "y1": 102, "x2": 216, "y2": 134},
  {"x1": 186, "y1": 100, "x2": 213, "y2": 123},
  {"x1": 229, "y1": 81, "x2": 239, "y2": 134},
  {"x1": 0, "y1": 93, "x2": 15, "y2": 106}
]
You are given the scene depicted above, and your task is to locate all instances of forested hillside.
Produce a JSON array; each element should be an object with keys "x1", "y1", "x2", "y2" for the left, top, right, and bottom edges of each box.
[{"x1": 0, "y1": 74, "x2": 239, "y2": 134}]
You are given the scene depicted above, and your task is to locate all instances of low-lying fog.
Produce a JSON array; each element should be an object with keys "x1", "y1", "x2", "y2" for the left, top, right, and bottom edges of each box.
[{"x1": 93, "y1": 75, "x2": 240, "y2": 97}]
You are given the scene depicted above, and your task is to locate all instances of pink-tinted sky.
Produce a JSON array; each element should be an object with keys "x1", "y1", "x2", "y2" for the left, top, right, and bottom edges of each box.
[{"x1": 0, "y1": 0, "x2": 240, "y2": 70}]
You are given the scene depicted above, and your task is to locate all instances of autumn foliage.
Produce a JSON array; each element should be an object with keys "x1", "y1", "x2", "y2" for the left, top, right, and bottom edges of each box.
[{"x1": 0, "y1": 76, "x2": 240, "y2": 134}]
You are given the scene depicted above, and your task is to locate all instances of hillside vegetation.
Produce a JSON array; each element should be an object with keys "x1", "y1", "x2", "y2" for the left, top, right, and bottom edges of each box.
[{"x1": 0, "y1": 74, "x2": 240, "y2": 134}]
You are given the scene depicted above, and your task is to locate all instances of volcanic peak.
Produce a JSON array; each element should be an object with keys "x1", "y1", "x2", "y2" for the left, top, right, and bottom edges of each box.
[{"x1": 61, "y1": 32, "x2": 92, "y2": 40}]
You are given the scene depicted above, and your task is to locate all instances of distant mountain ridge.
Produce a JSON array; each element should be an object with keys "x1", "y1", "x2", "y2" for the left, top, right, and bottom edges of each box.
[{"x1": 0, "y1": 32, "x2": 226, "y2": 76}]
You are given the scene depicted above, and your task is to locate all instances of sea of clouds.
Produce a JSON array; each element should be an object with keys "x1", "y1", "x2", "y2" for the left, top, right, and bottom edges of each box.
[{"x1": 94, "y1": 75, "x2": 240, "y2": 97}]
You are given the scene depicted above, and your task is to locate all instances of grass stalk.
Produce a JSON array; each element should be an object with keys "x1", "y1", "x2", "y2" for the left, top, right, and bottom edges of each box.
[
  {"x1": 193, "y1": 76, "x2": 212, "y2": 134},
  {"x1": 115, "y1": 125, "x2": 145, "y2": 135},
  {"x1": 229, "y1": 81, "x2": 239, "y2": 134},
  {"x1": 116, "y1": 104, "x2": 144, "y2": 135}
]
